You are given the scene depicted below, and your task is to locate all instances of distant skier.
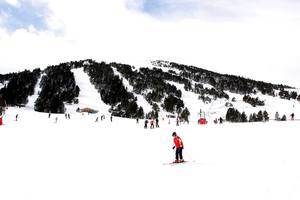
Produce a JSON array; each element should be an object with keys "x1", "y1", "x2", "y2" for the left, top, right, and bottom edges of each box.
[
  {"x1": 101, "y1": 115, "x2": 105, "y2": 121},
  {"x1": 150, "y1": 119, "x2": 155, "y2": 129},
  {"x1": 176, "y1": 118, "x2": 179, "y2": 126},
  {"x1": 144, "y1": 119, "x2": 148, "y2": 129},
  {"x1": 95, "y1": 117, "x2": 99, "y2": 122},
  {"x1": 110, "y1": 115, "x2": 113, "y2": 122},
  {"x1": 172, "y1": 132, "x2": 184, "y2": 163},
  {"x1": 275, "y1": 112, "x2": 280, "y2": 121},
  {"x1": 15, "y1": 114, "x2": 18, "y2": 121},
  {"x1": 65, "y1": 113, "x2": 68, "y2": 119},
  {"x1": 214, "y1": 118, "x2": 218, "y2": 124},
  {"x1": 155, "y1": 118, "x2": 159, "y2": 128},
  {"x1": 55, "y1": 117, "x2": 58, "y2": 123},
  {"x1": 136, "y1": 118, "x2": 139, "y2": 123},
  {"x1": 291, "y1": 113, "x2": 295, "y2": 120},
  {"x1": 48, "y1": 112, "x2": 51, "y2": 118},
  {"x1": 219, "y1": 117, "x2": 223, "y2": 124},
  {"x1": 68, "y1": 113, "x2": 71, "y2": 119}
]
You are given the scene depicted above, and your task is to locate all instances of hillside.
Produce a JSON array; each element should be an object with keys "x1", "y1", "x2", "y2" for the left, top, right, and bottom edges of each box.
[{"x1": 0, "y1": 59, "x2": 299, "y2": 122}]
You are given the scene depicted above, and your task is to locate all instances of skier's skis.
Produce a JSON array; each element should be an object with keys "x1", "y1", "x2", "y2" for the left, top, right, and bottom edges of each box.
[{"x1": 163, "y1": 160, "x2": 194, "y2": 165}]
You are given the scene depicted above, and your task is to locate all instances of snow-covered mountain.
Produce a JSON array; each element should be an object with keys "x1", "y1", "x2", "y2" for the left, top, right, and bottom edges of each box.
[
  {"x1": 0, "y1": 59, "x2": 299, "y2": 122},
  {"x1": 1, "y1": 60, "x2": 300, "y2": 200}
]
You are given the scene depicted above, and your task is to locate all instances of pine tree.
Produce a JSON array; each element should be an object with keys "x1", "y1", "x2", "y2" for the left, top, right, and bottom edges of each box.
[
  {"x1": 249, "y1": 113, "x2": 258, "y2": 122},
  {"x1": 257, "y1": 111, "x2": 263, "y2": 122},
  {"x1": 263, "y1": 111, "x2": 269, "y2": 121},
  {"x1": 241, "y1": 112, "x2": 248, "y2": 122},
  {"x1": 180, "y1": 107, "x2": 190, "y2": 122},
  {"x1": 249, "y1": 114, "x2": 253, "y2": 122},
  {"x1": 137, "y1": 107, "x2": 144, "y2": 119},
  {"x1": 226, "y1": 108, "x2": 242, "y2": 122}
]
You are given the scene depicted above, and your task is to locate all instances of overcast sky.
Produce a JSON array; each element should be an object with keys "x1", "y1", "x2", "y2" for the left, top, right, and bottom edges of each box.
[{"x1": 0, "y1": 0, "x2": 300, "y2": 87}]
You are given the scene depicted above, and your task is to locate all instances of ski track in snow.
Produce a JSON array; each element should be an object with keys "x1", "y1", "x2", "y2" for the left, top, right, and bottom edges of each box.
[
  {"x1": 0, "y1": 81, "x2": 8, "y2": 90},
  {"x1": 26, "y1": 74, "x2": 43, "y2": 110},
  {"x1": 64, "y1": 68, "x2": 111, "y2": 115}
]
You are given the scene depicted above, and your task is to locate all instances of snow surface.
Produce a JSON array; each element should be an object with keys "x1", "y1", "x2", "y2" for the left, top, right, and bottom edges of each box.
[
  {"x1": 26, "y1": 74, "x2": 43, "y2": 110},
  {"x1": 0, "y1": 81, "x2": 8, "y2": 90},
  {"x1": 1, "y1": 108, "x2": 300, "y2": 200}
]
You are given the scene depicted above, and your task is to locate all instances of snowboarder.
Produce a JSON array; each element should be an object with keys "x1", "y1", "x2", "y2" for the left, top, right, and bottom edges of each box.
[
  {"x1": 291, "y1": 113, "x2": 295, "y2": 120},
  {"x1": 155, "y1": 118, "x2": 159, "y2": 128},
  {"x1": 144, "y1": 119, "x2": 148, "y2": 129},
  {"x1": 172, "y1": 132, "x2": 184, "y2": 163}
]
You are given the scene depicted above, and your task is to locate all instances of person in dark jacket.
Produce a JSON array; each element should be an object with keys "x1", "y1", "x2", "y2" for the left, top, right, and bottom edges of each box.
[
  {"x1": 144, "y1": 119, "x2": 148, "y2": 129},
  {"x1": 219, "y1": 117, "x2": 223, "y2": 124},
  {"x1": 291, "y1": 113, "x2": 295, "y2": 120},
  {"x1": 156, "y1": 118, "x2": 159, "y2": 128},
  {"x1": 150, "y1": 119, "x2": 154, "y2": 129}
]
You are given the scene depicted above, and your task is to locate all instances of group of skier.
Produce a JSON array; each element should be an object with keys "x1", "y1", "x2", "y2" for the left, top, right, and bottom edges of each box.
[
  {"x1": 213, "y1": 117, "x2": 224, "y2": 124},
  {"x1": 8, "y1": 109, "x2": 300, "y2": 164},
  {"x1": 95, "y1": 115, "x2": 106, "y2": 122},
  {"x1": 64, "y1": 113, "x2": 71, "y2": 119},
  {"x1": 144, "y1": 118, "x2": 159, "y2": 129},
  {"x1": 275, "y1": 112, "x2": 296, "y2": 121}
]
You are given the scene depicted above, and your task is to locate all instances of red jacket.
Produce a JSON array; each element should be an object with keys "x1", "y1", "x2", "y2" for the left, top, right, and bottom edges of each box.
[{"x1": 174, "y1": 136, "x2": 183, "y2": 148}]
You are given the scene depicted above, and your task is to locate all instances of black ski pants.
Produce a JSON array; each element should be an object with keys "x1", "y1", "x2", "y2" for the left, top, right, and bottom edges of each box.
[{"x1": 175, "y1": 147, "x2": 183, "y2": 160}]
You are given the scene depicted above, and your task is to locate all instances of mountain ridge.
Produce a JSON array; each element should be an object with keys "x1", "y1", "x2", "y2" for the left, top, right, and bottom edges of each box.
[{"x1": 0, "y1": 59, "x2": 299, "y2": 122}]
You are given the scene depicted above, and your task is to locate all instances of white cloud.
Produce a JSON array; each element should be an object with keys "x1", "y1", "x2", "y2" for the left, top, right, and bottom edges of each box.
[
  {"x1": 0, "y1": 0, "x2": 300, "y2": 88},
  {"x1": 4, "y1": 0, "x2": 20, "y2": 7}
]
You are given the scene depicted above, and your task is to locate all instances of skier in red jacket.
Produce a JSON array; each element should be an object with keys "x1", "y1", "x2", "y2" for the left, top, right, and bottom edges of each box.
[{"x1": 172, "y1": 132, "x2": 184, "y2": 163}]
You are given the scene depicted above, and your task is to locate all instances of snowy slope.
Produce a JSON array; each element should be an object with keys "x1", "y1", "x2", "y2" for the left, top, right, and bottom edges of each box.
[
  {"x1": 2, "y1": 59, "x2": 300, "y2": 200},
  {"x1": 26, "y1": 74, "x2": 43, "y2": 110},
  {"x1": 113, "y1": 68, "x2": 153, "y2": 113},
  {"x1": 144, "y1": 60, "x2": 300, "y2": 121},
  {"x1": 0, "y1": 81, "x2": 8, "y2": 90},
  {"x1": 1, "y1": 108, "x2": 300, "y2": 200},
  {"x1": 64, "y1": 68, "x2": 111, "y2": 115}
]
